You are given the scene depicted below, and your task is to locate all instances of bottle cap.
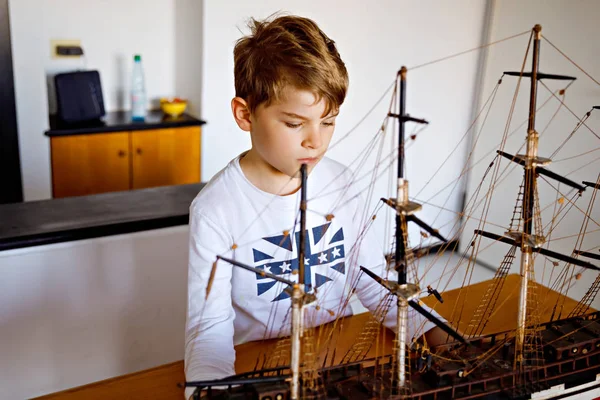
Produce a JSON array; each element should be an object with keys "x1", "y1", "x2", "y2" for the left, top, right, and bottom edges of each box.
[{"x1": 134, "y1": 54, "x2": 141, "y2": 62}]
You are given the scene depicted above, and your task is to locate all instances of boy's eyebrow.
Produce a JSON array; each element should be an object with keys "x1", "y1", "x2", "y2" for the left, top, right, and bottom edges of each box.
[
  {"x1": 281, "y1": 112, "x2": 309, "y2": 120},
  {"x1": 281, "y1": 111, "x2": 339, "y2": 120}
]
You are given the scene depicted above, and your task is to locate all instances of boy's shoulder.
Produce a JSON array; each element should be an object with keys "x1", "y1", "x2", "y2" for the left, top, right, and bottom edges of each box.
[
  {"x1": 316, "y1": 156, "x2": 349, "y2": 174},
  {"x1": 189, "y1": 158, "x2": 241, "y2": 219},
  {"x1": 312, "y1": 156, "x2": 352, "y2": 184}
]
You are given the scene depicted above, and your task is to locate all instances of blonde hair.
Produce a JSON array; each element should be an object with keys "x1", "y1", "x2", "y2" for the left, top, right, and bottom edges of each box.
[{"x1": 233, "y1": 15, "x2": 349, "y2": 116}]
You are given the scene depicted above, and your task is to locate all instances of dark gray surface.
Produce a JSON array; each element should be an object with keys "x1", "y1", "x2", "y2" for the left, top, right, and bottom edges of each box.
[
  {"x1": 0, "y1": 183, "x2": 204, "y2": 251},
  {"x1": 45, "y1": 110, "x2": 206, "y2": 137}
]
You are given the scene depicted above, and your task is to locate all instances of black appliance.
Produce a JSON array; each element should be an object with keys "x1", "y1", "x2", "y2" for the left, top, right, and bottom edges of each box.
[{"x1": 54, "y1": 70, "x2": 105, "y2": 123}]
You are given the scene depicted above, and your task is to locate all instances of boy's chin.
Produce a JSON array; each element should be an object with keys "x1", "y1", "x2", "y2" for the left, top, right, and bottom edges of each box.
[
  {"x1": 272, "y1": 160, "x2": 320, "y2": 180},
  {"x1": 293, "y1": 162, "x2": 318, "y2": 176}
]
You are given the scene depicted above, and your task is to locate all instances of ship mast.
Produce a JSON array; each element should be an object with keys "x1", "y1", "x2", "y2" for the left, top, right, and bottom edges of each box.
[
  {"x1": 394, "y1": 66, "x2": 414, "y2": 394},
  {"x1": 356, "y1": 65, "x2": 474, "y2": 395},
  {"x1": 368, "y1": 67, "x2": 466, "y2": 394},
  {"x1": 290, "y1": 164, "x2": 313, "y2": 400},
  {"x1": 474, "y1": 25, "x2": 598, "y2": 367},
  {"x1": 514, "y1": 24, "x2": 542, "y2": 368},
  {"x1": 204, "y1": 165, "x2": 314, "y2": 400}
]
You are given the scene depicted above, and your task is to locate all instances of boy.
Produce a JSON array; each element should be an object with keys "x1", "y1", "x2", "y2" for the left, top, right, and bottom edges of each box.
[{"x1": 185, "y1": 14, "x2": 442, "y2": 399}]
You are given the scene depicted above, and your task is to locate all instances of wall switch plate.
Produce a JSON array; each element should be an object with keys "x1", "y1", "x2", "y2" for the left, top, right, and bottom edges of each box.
[{"x1": 50, "y1": 39, "x2": 82, "y2": 59}]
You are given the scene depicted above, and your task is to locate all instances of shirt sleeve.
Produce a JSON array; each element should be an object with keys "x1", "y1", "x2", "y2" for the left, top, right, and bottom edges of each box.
[
  {"x1": 347, "y1": 193, "x2": 439, "y2": 341},
  {"x1": 184, "y1": 211, "x2": 235, "y2": 400}
]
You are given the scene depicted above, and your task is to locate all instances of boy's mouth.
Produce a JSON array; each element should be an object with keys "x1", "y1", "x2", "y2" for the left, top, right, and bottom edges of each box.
[{"x1": 297, "y1": 157, "x2": 319, "y2": 165}]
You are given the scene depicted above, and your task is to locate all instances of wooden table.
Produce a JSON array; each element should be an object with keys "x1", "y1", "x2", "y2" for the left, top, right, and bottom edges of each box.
[{"x1": 35, "y1": 274, "x2": 586, "y2": 400}]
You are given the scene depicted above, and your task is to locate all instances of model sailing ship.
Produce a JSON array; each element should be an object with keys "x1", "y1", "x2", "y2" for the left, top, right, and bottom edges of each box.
[{"x1": 187, "y1": 25, "x2": 600, "y2": 399}]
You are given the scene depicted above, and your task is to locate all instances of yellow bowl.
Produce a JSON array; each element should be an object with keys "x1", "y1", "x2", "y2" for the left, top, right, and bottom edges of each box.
[{"x1": 160, "y1": 98, "x2": 187, "y2": 117}]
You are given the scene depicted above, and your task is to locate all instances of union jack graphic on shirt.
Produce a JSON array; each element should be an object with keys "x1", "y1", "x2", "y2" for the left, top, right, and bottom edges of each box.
[{"x1": 252, "y1": 222, "x2": 346, "y2": 302}]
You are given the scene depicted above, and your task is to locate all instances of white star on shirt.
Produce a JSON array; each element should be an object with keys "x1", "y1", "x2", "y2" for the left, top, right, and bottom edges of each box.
[
  {"x1": 318, "y1": 252, "x2": 328, "y2": 263},
  {"x1": 332, "y1": 247, "x2": 341, "y2": 258},
  {"x1": 263, "y1": 265, "x2": 272, "y2": 274},
  {"x1": 305, "y1": 258, "x2": 310, "y2": 265},
  {"x1": 280, "y1": 262, "x2": 291, "y2": 273}
]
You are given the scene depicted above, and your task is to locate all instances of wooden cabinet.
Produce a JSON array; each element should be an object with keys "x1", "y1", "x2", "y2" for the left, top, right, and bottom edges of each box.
[
  {"x1": 51, "y1": 132, "x2": 131, "y2": 198},
  {"x1": 50, "y1": 126, "x2": 201, "y2": 198},
  {"x1": 131, "y1": 127, "x2": 200, "y2": 189}
]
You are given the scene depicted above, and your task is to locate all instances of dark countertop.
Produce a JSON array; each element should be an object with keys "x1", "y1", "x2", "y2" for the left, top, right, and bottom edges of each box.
[
  {"x1": 0, "y1": 183, "x2": 204, "y2": 252},
  {"x1": 45, "y1": 110, "x2": 206, "y2": 137}
]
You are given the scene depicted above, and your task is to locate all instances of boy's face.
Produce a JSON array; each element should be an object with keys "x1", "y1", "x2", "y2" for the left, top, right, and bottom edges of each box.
[{"x1": 234, "y1": 86, "x2": 338, "y2": 193}]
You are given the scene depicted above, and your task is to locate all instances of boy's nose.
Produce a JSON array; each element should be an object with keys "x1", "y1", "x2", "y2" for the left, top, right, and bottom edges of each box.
[{"x1": 302, "y1": 126, "x2": 322, "y2": 149}]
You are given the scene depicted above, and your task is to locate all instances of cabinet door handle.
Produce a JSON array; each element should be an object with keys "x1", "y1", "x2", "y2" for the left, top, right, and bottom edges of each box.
[
  {"x1": 118, "y1": 150, "x2": 126, "y2": 157},
  {"x1": 136, "y1": 148, "x2": 143, "y2": 155}
]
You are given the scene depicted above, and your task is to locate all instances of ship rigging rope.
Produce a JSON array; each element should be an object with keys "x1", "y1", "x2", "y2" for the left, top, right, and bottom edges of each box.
[
  {"x1": 450, "y1": 29, "x2": 534, "y2": 330},
  {"x1": 305, "y1": 85, "x2": 569, "y2": 287},
  {"x1": 554, "y1": 145, "x2": 600, "y2": 163},
  {"x1": 539, "y1": 80, "x2": 600, "y2": 141},
  {"x1": 308, "y1": 111, "x2": 588, "y2": 366},
  {"x1": 422, "y1": 88, "x2": 561, "y2": 207},
  {"x1": 550, "y1": 106, "x2": 594, "y2": 160},
  {"x1": 418, "y1": 92, "x2": 568, "y2": 244},
  {"x1": 408, "y1": 30, "x2": 531, "y2": 71},
  {"x1": 543, "y1": 318, "x2": 600, "y2": 347},
  {"x1": 407, "y1": 33, "x2": 594, "y2": 290},
  {"x1": 309, "y1": 33, "x2": 574, "y2": 232},
  {"x1": 542, "y1": 191, "x2": 581, "y2": 237},
  {"x1": 565, "y1": 153, "x2": 600, "y2": 178},
  {"x1": 416, "y1": 77, "x2": 503, "y2": 228},
  {"x1": 542, "y1": 191, "x2": 589, "y2": 317},
  {"x1": 307, "y1": 203, "x2": 386, "y2": 309},
  {"x1": 415, "y1": 99, "x2": 587, "y2": 271},
  {"x1": 423, "y1": 158, "x2": 501, "y2": 319},
  {"x1": 564, "y1": 178, "x2": 599, "y2": 304},
  {"x1": 327, "y1": 79, "x2": 396, "y2": 152},
  {"x1": 418, "y1": 171, "x2": 574, "y2": 240},
  {"x1": 309, "y1": 80, "x2": 399, "y2": 207},
  {"x1": 541, "y1": 177, "x2": 600, "y2": 228},
  {"x1": 546, "y1": 226, "x2": 600, "y2": 244},
  {"x1": 452, "y1": 78, "x2": 572, "y2": 221},
  {"x1": 548, "y1": 173, "x2": 600, "y2": 313},
  {"x1": 413, "y1": 77, "x2": 502, "y2": 201},
  {"x1": 542, "y1": 35, "x2": 600, "y2": 87},
  {"x1": 540, "y1": 169, "x2": 565, "y2": 294}
]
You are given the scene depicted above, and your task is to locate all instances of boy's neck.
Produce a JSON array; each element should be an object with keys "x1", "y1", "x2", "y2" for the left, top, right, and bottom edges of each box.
[{"x1": 239, "y1": 150, "x2": 301, "y2": 196}]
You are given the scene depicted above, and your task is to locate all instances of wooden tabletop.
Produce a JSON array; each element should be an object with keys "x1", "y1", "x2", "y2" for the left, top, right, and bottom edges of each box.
[{"x1": 35, "y1": 274, "x2": 586, "y2": 400}]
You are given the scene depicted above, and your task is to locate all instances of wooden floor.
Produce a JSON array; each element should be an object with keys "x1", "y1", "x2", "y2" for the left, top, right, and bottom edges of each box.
[{"x1": 35, "y1": 274, "x2": 587, "y2": 400}]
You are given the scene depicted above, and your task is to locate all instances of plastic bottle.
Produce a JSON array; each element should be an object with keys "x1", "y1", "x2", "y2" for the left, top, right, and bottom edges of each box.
[{"x1": 131, "y1": 54, "x2": 147, "y2": 121}]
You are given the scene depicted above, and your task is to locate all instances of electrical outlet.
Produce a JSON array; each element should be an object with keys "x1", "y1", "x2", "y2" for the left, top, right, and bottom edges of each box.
[{"x1": 50, "y1": 39, "x2": 82, "y2": 59}]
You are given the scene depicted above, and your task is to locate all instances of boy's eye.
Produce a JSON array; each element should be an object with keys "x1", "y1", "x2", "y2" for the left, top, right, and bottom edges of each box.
[
  {"x1": 285, "y1": 122, "x2": 302, "y2": 128},
  {"x1": 322, "y1": 121, "x2": 335, "y2": 127}
]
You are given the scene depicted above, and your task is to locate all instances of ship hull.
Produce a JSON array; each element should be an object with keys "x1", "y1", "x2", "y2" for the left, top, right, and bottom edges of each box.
[{"x1": 194, "y1": 313, "x2": 600, "y2": 400}]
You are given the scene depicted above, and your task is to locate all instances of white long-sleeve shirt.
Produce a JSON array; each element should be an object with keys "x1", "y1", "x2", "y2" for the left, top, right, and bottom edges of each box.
[{"x1": 184, "y1": 156, "x2": 435, "y2": 399}]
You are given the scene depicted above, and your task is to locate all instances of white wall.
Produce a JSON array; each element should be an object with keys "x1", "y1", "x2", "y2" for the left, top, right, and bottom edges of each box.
[
  {"x1": 462, "y1": 0, "x2": 600, "y2": 307},
  {"x1": 201, "y1": 0, "x2": 489, "y2": 249},
  {"x1": 9, "y1": 0, "x2": 203, "y2": 201},
  {"x1": 175, "y1": 0, "x2": 204, "y2": 118},
  {"x1": 0, "y1": 227, "x2": 189, "y2": 399}
]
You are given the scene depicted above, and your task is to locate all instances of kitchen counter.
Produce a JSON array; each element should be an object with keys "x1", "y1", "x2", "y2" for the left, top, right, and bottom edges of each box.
[
  {"x1": 0, "y1": 183, "x2": 204, "y2": 252},
  {"x1": 45, "y1": 110, "x2": 206, "y2": 137}
]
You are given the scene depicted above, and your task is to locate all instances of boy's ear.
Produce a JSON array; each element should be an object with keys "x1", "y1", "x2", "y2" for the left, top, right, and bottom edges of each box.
[{"x1": 231, "y1": 97, "x2": 252, "y2": 132}]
